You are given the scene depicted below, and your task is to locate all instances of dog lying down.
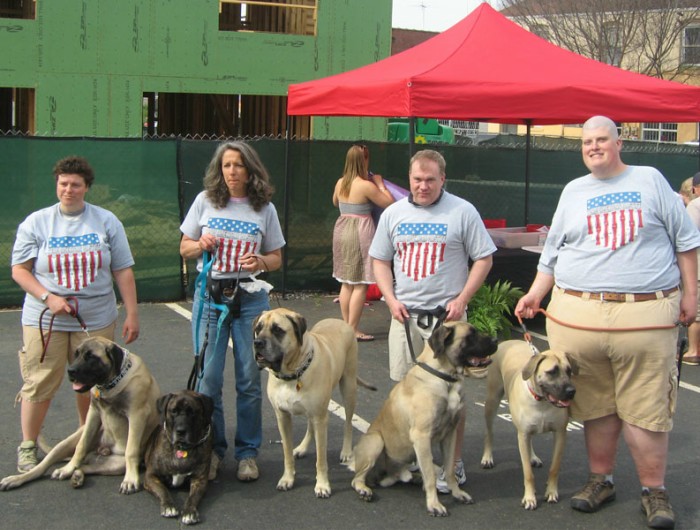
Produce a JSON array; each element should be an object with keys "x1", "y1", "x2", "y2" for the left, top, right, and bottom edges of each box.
[{"x1": 349, "y1": 321, "x2": 498, "y2": 517}]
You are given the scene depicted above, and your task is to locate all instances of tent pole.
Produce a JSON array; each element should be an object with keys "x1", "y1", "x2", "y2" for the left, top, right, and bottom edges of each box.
[
  {"x1": 282, "y1": 115, "x2": 291, "y2": 299},
  {"x1": 524, "y1": 120, "x2": 532, "y2": 226},
  {"x1": 697, "y1": 122, "x2": 700, "y2": 170},
  {"x1": 409, "y1": 117, "x2": 416, "y2": 157}
]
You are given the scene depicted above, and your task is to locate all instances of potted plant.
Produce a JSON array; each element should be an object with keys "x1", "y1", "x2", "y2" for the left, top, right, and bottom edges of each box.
[{"x1": 468, "y1": 280, "x2": 524, "y2": 339}]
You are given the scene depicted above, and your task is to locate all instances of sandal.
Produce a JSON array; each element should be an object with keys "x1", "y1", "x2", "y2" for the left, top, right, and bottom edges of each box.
[
  {"x1": 682, "y1": 354, "x2": 700, "y2": 366},
  {"x1": 356, "y1": 333, "x2": 375, "y2": 342}
]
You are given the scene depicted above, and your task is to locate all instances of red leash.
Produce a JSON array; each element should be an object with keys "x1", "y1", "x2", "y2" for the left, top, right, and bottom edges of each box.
[{"x1": 39, "y1": 296, "x2": 89, "y2": 363}]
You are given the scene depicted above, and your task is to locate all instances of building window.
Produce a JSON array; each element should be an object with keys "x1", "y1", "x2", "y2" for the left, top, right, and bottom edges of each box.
[
  {"x1": 219, "y1": 0, "x2": 317, "y2": 36},
  {"x1": 0, "y1": 0, "x2": 35, "y2": 19},
  {"x1": 682, "y1": 25, "x2": 700, "y2": 65},
  {"x1": 602, "y1": 23, "x2": 622, "y2": 66},
  {"x1": 0, "y1": 87, "x2": 34, "y2": 134},
  {"x1": 642, "y1": 122, "x2": 678, "y2": 144}
]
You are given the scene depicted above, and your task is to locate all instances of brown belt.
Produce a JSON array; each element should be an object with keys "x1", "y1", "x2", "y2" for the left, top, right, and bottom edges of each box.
[{"x1": 562, "y1": 287, "x2": 679, "y2": 303}]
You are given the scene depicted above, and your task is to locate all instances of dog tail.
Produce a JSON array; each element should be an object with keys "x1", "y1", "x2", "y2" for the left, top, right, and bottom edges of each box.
[
  {"x1": 357, "y1": 377, "x2": 377, "y2": 391},
  {"x1": 37, "y1": 432, "x2": 53, "y2": 455}
]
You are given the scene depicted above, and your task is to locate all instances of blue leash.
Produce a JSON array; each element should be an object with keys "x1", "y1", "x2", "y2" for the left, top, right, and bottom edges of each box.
[{"x1": 191, "y1": 251, "x2": 230, "y2": 385}]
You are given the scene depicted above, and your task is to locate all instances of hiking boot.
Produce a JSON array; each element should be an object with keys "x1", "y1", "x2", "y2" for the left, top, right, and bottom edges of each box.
[
  {"x1": 208, "y1": 452, "x2": 222, "y2": 481},
  {"x1": 436, "y1": 459, "x2": 467, "y2": 494},
  {"x1": 570, "y1": 473, "x2": 616, "y2": 512},
  {"x1": 17, "y1": 440, "x2": 39, "y2": 473},
  {"x1": 641, "y1": 488, "x2": 675, "y2": 529},
  {"x1": 237, "y1": 457, "x2": 259, "y2": 482}
]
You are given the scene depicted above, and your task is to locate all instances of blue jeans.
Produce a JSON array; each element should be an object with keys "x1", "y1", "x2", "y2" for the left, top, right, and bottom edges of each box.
[{"x1": 192, "y1": 287, "x2": 268, "y2": 460}]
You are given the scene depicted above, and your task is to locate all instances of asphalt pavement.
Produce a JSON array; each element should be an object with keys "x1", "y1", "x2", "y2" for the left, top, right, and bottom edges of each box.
[{"x1": 0, "y1": 294, "x2": 699, "y2": 530}]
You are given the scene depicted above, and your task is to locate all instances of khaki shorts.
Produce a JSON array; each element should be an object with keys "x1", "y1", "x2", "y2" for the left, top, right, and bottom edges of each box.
[
  {"x1": 388, "y1": 312, "x2": 467, "y2": 382},
  {"x1": 18, "y1": 322, "x2": 116, "y2": 402},
  {"x1": 546, "y1": 287, "x2": 678, "y2": 432}
]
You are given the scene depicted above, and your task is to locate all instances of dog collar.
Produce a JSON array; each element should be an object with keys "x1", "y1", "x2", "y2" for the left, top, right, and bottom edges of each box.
[
  {"x1": 94, "y1": 351, "x2": 132, "y2": 395},
  {"x1": 526, "y1": 381, "x2": 545, "y2": 402},
  {"x1": 273, "y1": 348, "x2": 314, "y2": 382}
]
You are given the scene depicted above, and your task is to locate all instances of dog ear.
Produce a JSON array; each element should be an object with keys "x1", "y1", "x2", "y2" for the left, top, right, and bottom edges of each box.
[
  {"x1": 104, "y1": 341, "x2": 125, "y2": 371},
  {"x1": 197, "y1": 393, "x2": 215, "y2": 421},
  {"x1": 522, "y1": 355, "x2": 543, "y2": 380},
  {"x1": 565, "y1": 353, "x2": 580, "y2": 375},
  {"x1": 428, "y1": 324, "x2": 453, "y2": 358},
  {"x1": 156, "y1": 393, "x2": 173, "y2": 422},
  {"x1": 287, "y1": 314, "x2": 307, "y2": 345}
]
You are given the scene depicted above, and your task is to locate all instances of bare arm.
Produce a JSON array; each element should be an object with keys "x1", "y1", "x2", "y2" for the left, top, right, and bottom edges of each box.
[
  {"x1": 446, "y1": 254, "x2": 493, "y2": 321},
  {"x1": 239, "y1": 248, "x2": 283, "y2": 274},
  {"x1": 367, "y1": 175, "x2": 395, "y2": 208},
  {"x1": 112, "y1": 267, "x2": 139, "y2": 344},
  {"x1": 373, "y1": 257, "x2": 409, "y2": 322},
  {"x1": 180, "y1": 233, "x2": 217, "y2": 260},
  {"x1": 676, "y1": 249, "x2": 698, "y2": 325},
  {"x1": 514, "y1": 271, "x2": 555, "y2": 319},
  {"x1": 11, "y1": 261, "x2": 74, "y2": 316}
]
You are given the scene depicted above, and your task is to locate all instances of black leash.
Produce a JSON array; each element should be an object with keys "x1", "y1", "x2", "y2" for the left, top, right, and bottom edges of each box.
[{"x1": 403, "y1": 307, "x2": 458, "y2": 383}]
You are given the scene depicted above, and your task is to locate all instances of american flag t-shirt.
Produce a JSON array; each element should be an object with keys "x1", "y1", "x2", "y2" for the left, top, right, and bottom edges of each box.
[
  {"x1": 586, "y1": 191, "x2": 643, "y2": 251},
  {"x1": 395, "y1": 222, "x2": 447, "y2": 281},
  {"x1": 207, "y1": 217, "x2": 260, "y2": 273},
  {"x1": 47, "y1": 233, "x2": 102, "y2": 291}
]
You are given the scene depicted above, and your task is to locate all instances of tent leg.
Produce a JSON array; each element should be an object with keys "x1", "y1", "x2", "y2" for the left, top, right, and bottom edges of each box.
[
  {"x1": 524, "y1": 120, "x2": 532, "y2": 226},
  {"x1": 282, "y1": 115, "x2": 291, "y2": 298}
]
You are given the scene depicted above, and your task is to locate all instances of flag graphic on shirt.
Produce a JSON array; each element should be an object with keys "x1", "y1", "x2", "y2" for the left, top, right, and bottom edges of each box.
[
  {"x1": 207, "y1": 218, "x2": 260, "y2": 273},
  {"x1": 47, "y1": 233, "x2": 102, "y2": 291},
  {"x1": 395, "y1": 222, "x2": 447, "y2": 281},
  {"x1": 586, "y1": 191, "x2": 643, "y2": 251}
]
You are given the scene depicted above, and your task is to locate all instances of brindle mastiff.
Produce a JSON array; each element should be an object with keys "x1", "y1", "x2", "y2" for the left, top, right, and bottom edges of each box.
[
  {"x1": 0, "y1": 337, "x2": 160, "y2": 493},
  {"x1": 144, "y1": 390, "x2": 214, "y2": 525},
  {"x1": 253, "y1": 307, "x2": 375, "y2": 498},
  {"x1": 351, "y1": 322, "x2": 497, "y2": 517},
  {"x1": 480, "y1": 340, "x2": 577, "y2": 510}
]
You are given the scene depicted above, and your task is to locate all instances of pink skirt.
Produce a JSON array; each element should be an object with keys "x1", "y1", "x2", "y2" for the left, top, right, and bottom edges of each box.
[{"x1": 332, "y1": 214, "x2": 375, "y2": 284}]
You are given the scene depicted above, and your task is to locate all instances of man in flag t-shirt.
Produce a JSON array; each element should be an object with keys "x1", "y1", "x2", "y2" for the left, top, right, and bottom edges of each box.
[
  {"x1": 515, "y1": 116, "x2": 700, "y2": 529},
  {"x1": 369, "y1": 149, "x2": 496, "y2": 492}
]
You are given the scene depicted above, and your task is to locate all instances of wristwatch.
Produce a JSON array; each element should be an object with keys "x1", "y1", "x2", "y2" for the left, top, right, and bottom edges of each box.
[{"x1": 40, "y1": 291, "x2": 50, "y2": 303}]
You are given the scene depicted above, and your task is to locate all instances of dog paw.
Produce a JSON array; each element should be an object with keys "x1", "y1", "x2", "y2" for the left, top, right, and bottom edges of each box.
[
  {"x1": 339, "y1": 450, "x2": 353, "y2": 463},
  {"x1": 119, "y1": 478, "x2": 141, "y2": 495},
  {"x1": 314, "y1": 483, "x2": 331, "y2": 499},
  {"x1": 521, "y1": 496, "x2": 538, "y2": 510},
  {"x1": 545, "y1": 488, "x2": 559, "y2": 504},
  {"x1": 276, "y1": 475, "x2": 295, "y2": 491},
  {"x1": 427, "y1": 501, "x2": 449, "y2": 517},
  {"x1": 352, "y1": 481, "x2": 373, "y2": 502},
  {"x1": 0, "y1": 475, "x2": 22, "y2": 491},
  {"x1": 530, "y1": 456, "x2": 543, "y2": 468},
  {"x1": 70, "y1": 469, "x2": 85, "y2": 488},
  {"x1": 51, "y1": 464, "x2": 76, "y2": 481},
  {"x1": 453, "y1": 489, "x2": 474, "y2": 504},
  {"x1": 480, "y1": 457, "x2": 494, "y2": 469},
  {"x1": 161, "y1": 505, "x2": 180, "y2": 518},
  {"x1": 181, "y1": 509, "x2": 200, "y2": 525}
]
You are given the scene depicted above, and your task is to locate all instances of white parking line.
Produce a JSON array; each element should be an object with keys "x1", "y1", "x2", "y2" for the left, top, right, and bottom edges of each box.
[{"x1": 165, "y1": 302, "x2": 371, "y2": 433}]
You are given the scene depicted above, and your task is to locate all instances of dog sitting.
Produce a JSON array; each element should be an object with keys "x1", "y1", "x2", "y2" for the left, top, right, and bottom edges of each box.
[
  {"x1": 0, "y1": 337, "x2": 160, "y2": 493},
  {"x1": 144, "y1": 390, "x2": 214, "y2": 525},
  {"x1": 480, "y1": 340, "x2": 577, "y2": 510},
  {"x1": 254, "y1": 308, "x2": 376, "y2": 498},
  {"x1": 350, "y1": 322, "x2": 498, "y2": 517}
]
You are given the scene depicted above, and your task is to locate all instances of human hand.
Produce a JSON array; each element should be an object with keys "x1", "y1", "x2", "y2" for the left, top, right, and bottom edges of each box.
[
  {"x1": 122, "y1": 314, "x2": 140, "y2": 344},
  {"x1": 514, "y1": 293, "x2": 540, "y2": 319},
  {"x1": 445, "y1": 298, "x2": 467, "y2": 321},
  {"x1": 387, "y1": 298, "x2": 410, "y2": 323},
  {"x1": 239, "y1": 252, "x2": 262, "y2": 273},
  {"x1": 198, "y1": 234, "x2": 218, "y2": 253}
]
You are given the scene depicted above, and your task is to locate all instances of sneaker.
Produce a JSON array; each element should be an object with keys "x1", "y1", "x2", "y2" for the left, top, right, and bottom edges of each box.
[
  {"x1": 237, "y1": 457, "x2": 259, "y2": 482},
  {"x1": 208, "y1": 452, "x2": 222, "y2": 481},
  {"x1": 17, "y1": 440, "x2": 39, "y2": 473},
  {"x1": 436, "y1": 460, "x2": 466, "y2": 494},
  {"x1": 570, "y1": 473, "x2": 616, "y2": 512},
  {"x1": 641, "y1": 488, "x2": 675, "y2": 529}
]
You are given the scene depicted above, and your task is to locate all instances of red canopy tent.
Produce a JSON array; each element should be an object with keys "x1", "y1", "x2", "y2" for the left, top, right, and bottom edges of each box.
[{"x1": 287, "y1": 3, "x2": 700, "y2": 124}]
